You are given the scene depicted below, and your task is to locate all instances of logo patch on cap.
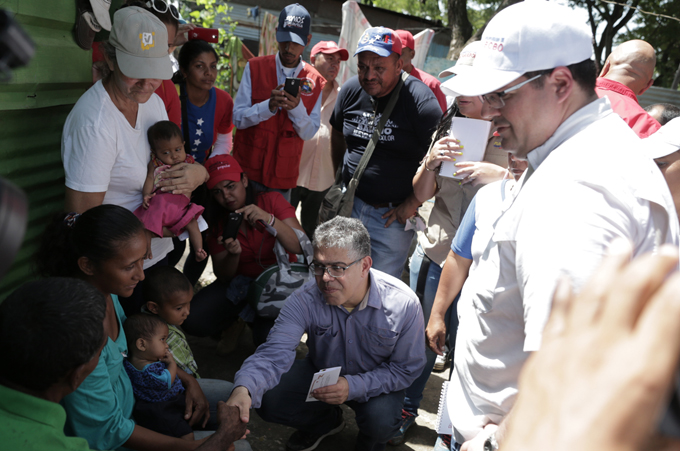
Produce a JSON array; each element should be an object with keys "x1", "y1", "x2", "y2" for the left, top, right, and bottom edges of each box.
[
  {"x1": 140, "y1": 31, "x2": 155, "y2": 50},
  {"x1": 283, "y1": 15, "x2": 305, "y2": 29}
]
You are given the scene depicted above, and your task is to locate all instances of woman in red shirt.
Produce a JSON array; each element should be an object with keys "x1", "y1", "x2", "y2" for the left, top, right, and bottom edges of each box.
[{"x1": 181, "y1": 155, "x2": 304, "y2": 348}]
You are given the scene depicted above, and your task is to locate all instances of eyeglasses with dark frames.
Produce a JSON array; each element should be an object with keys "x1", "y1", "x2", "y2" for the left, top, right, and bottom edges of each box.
[
  {"x1": 478, "y1": 74, "x2": 543, "y2": 109},
  {"x1": 309, "y1": 258, "x2": 363, "y2": 278},
  {"x1": 146, "y1": 0, "x2": 181, "y2": 21}
]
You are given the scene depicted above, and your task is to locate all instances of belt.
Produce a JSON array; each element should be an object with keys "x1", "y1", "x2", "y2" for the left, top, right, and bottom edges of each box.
[{"x1": 365, "y1": 201, "x2": 402, "y2": 209}]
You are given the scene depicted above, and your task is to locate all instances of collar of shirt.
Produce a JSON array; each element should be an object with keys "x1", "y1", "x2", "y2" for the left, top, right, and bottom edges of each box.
[
  {"x1": 596, "y1": 77, "x2": 639, "y2": 102},
  {"x1": 527, "y1": 96, "x2": 613, "y2": 171},
  {"x1": 275, "y1": 52, "x2": 305, "y2": 86},
  {"x1": 341, "y1": 273, "x2": 372, "y2": 313}
]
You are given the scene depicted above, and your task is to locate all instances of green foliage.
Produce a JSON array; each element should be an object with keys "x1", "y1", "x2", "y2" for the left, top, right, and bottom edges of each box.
[
  {"x1": 179, "y1": 0, "x2": 237, "y2": 90},
  {"x1": 616, "y1": 0, "x2": 680, "y2": 88},
  {"x1": 467, "y1": 0, "x2": 501, "y2": 32},
  {"x1": 371, "y1": 0, "x2": 446, "y2": 23}
]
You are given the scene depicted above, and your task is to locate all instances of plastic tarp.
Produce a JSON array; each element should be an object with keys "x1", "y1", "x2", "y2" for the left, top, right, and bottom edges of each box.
[
  {"x1": 337, "y1": 1, "x2": 370, "y2": 86},
  {"x1": 412, "y1": 29, "x2": 434, "y2": 70},
  {"x1": 258, "y1": 11, "x2": 278, "y2": 57}
]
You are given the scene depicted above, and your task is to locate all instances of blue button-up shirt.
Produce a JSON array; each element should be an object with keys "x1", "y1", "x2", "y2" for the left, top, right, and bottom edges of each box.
[{"x1": 234, "y1": 269, "x2": 426, "y2": 406}]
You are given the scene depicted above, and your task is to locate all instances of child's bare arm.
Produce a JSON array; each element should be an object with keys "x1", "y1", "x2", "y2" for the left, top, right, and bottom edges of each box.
[{"x1": 142, "y1": 161, "x2": 156, "y2": 209}]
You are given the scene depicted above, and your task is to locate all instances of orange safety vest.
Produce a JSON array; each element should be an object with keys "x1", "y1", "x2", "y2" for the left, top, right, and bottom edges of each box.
[{"x1": 233, "y1": 55, "x2": 325, "y2": 189}]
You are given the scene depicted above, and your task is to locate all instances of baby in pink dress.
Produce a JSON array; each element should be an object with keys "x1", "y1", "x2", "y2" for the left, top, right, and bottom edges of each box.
[{"x1": 134, "y1": 121, "x2": 207, "y2": 262}]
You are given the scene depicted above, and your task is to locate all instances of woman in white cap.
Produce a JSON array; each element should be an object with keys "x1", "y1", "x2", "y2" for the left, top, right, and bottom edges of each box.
[
  {"x1": 390, "y1": 41, "x2": 511, "y2": 446},
  {"x1": 62, "y1": 5, "x2": 208, "y2": 315},
  {"x1": 649, "y1": 117, "x2": 680, "y2": 219}
]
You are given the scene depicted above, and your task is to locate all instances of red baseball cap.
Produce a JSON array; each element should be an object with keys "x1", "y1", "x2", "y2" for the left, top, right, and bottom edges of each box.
[
  {"x1": 310, "y1": 40, "x2": 349, "y2": 61},
  {"x1": 395, "y1": 30, "x2": 415, "y2": 51},
  {"x1": 205, "y1": 155, "x2": 243, "y2": 190}
]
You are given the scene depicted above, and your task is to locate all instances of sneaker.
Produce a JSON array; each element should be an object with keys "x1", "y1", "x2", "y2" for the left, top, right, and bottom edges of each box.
[
  {"x1": 434, "y1": 434, "x2": 452, "y2": 451},
  {"x1": 285, "y1": 413, "x2": 345, "y2": 451},
  {"x1": 387, "y1": 409, "x2": 417, "y2": 446},
  {"x1": 433, "y1": 346, "x2": 449, "y2": 372}
]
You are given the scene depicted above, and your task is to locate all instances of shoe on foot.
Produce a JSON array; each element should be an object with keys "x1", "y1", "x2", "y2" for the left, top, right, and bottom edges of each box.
[
  {"x1": 433, "y1": 346, "x2": 449, "y2": 372},
  {"x1": 387, "y1": 409, "x2": 418, "y2": 446},
  {"x1": 285, "y1": 414, "x2": 345, "y2": 451}
]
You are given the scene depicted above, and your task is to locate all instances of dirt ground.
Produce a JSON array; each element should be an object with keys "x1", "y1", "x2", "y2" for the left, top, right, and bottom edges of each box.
[{"x1": 182, "y1": 200, "x2": 446, "y2": 450}]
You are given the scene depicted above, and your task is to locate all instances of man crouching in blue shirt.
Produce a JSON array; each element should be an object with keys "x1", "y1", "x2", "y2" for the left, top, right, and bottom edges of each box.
[{"x1": 227, "y1": 216, "x2": 425, "y2": 451}]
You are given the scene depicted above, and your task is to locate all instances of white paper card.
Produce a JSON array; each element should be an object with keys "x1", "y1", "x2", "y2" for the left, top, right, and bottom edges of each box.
[
  {"x1": 439, "y1": 117, "x2": 492, "y2": 179},
  {"x1": 306, "y1": 366, "x2": 342, "y2": 402}
]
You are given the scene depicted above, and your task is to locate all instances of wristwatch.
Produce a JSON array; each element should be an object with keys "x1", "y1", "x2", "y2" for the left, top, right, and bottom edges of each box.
[{"x1": 483, "y1": 432, "x2": 499, "y2": 451}]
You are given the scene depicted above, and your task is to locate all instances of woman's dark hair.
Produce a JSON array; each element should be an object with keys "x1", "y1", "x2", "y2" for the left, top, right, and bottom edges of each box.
[
  {"x1": 432, "y1": 102, "x2": 464, "y2": 143},
  {"x1": 176, "y1": 40, "x2": 219, "y2": 77},
  {"x1": 203, "y1": 173, "x2": 259, "y2": 225},
  {"x1": 35, "y1": 204, "x2": 145, "y2": 278},
  {"x1": 148, "y1": 120, "x2": 183, "y2": 150}
]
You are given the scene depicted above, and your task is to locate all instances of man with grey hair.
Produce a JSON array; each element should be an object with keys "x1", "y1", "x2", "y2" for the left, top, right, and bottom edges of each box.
[{"x1": 227, "y1": 216, "x2": 425, "y2": 451}]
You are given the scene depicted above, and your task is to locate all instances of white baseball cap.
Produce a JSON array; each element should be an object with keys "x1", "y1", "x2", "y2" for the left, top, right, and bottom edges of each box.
[
  {"x1": 645, "y1": 117, "x2": 680, "y2": 159},
  {"x1": 109, "y1": 7, "x2": 173, "y2": 80},
  {"x1": 439, "y1": 41, "x2": 481, "y2": 78},
  {"x1": 444, "y1": 1, "x2": 593, "y2": 97},
  {"x1": 90, "y1": 0, "x2": 112, "y2": 31}
]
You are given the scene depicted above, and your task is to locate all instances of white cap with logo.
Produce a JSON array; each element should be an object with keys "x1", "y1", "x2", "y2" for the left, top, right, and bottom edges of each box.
[
  {"x1": 444, "y1": 0, "x2": 593, "y2": 97},
  {"x1": 645, "y1": 117, "x2": 680, "y2": 159},
  {"x1": 109, "y1": 6, "x2": 173, "y2": 80}
]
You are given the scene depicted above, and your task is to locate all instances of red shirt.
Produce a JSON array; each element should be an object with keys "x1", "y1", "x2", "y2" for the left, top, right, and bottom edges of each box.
[
  {"x1": 410, "y1": 66, "x2": 447, "y2": 113},
  {"x1": 595, "y1": 78, "x2": 660, "y2": 138},
  {"x1": 207, "y1": 192, "x2": 297, "y2": 279}
]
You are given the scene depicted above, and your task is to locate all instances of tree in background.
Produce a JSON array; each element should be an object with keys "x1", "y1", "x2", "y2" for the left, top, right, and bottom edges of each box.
[
  {"x1": 615, "y1": 0, "x2": 680, "y2": 89},
  {"x1": 180, "y1": 0, "x2": 237, "y2": 93}
]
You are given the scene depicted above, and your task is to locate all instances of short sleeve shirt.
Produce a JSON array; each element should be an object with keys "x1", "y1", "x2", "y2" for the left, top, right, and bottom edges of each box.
[{"x1": 330, "y1": 75, "x2": 442, "y2": 205}]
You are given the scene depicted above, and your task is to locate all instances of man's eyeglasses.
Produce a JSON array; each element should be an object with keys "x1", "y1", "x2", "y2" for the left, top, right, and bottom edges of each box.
[
  {"x1": 478, "y1": 74, "x2": 543, "y2": 109},
  {"x1": 146, "y1": 0, "x2": 181, "y2": 21},
  {"x1": 309, "y1": 258, "x2": 363, "y2": 278}
]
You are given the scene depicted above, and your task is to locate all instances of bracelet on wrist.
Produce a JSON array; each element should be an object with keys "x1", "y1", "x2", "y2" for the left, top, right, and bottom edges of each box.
[
  {"x1": 268, "y1": 214, "x2": 275, "y2": 226},
  {"x1": 425, "y1": 162, "x2": 440, "y2": 172}
]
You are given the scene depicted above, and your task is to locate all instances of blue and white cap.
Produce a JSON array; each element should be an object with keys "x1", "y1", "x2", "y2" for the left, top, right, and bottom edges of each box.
[
  {"x1": 276, "y1": 3, "x2": 311, "y2": 46},
  {"x1": 354, "y1": 27, "x2": 402, "y2": 57}
]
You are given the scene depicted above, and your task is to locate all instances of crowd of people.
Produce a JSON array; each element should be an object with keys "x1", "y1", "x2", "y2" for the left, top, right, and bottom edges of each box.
[{"x1": 3, "y1": 1, "x2": 680, "y2": 451}]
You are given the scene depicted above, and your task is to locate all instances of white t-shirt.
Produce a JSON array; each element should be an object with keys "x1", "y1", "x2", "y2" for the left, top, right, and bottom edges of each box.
[
  {"x1": 62, "y1": 80, "x2": 173, "y2": 267},
  {"x1": 448, "y1": 97, "x2": 680, "y2": 443}
]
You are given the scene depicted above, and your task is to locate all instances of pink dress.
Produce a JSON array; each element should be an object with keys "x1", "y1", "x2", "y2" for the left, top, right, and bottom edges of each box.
[{"x1": 133, "y1": 155, "x2": 204, "y2": 237}]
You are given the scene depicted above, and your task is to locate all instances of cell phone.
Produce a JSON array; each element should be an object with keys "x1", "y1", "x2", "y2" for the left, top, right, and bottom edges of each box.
[
  {"x1": 188, "y1": 28, "x2": 219, "y2": 43},
  {"x1": 222, "y1": 212, "x2": 243, "y2": 241},
  {"x1": 284, "y1": 77, "x2": 301, "y2": 97}
]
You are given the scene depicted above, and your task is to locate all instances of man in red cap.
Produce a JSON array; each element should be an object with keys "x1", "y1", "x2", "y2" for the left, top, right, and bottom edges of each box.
[
  {"x1": 395, "y1": 30, "x2": 447, "y2": 112},
  {"x1": 291, "y1": 41, "x2": 349, "y2": 239}
]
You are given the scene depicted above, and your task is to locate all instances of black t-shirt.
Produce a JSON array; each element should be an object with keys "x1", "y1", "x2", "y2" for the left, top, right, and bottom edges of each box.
[{"x1": 330, "y1": 74, "x2": 442, "y2": 205}]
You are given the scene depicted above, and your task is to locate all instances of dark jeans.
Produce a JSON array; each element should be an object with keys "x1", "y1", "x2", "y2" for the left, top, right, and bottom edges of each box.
[
  {"x1": 181, "y1": 280, "x2": 248, "y2": 337},
  {"x1": 290, "y1": 186, "x2": 330, "y2": 239},
  {"x1": 167, "y1": 235, "x2": 209, "y2": 287},
  {"x1": 118, "y1": 256, "x2": 168, "y2": 317},
  {"x1": 257, "y1": 358, "x2": 404, "y2": 451}
]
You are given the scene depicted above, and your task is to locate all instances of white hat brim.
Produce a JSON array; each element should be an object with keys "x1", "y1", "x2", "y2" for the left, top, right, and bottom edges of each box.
[
  {"x1": 441, "y1": 66, "x2": 524, "y2": 97},
  {"x1": 90, "y1": 0, "x2": 112, "y2": 31}
]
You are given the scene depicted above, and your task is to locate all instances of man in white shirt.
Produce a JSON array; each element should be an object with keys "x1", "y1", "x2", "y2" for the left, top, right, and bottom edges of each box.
[
  {"x1": 442, "y1": 2, "x2": 679, "y2": 450},
  {"x1": 291, "y1": 41, "x2": 349, "y2": 238},
  {"x1": 232, "y1": 3, "x2": 324, "y2": 200}
]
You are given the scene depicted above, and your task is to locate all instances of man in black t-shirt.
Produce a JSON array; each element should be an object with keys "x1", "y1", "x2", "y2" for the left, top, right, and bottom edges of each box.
[{"x1": 329, "y1": 26, "x2": 442, "y2": 278}]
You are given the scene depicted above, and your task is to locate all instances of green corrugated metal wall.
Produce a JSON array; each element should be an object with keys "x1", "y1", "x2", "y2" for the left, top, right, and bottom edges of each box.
[{"x1": 0, "y1": 1, "x2": 92, "y2": 298}]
